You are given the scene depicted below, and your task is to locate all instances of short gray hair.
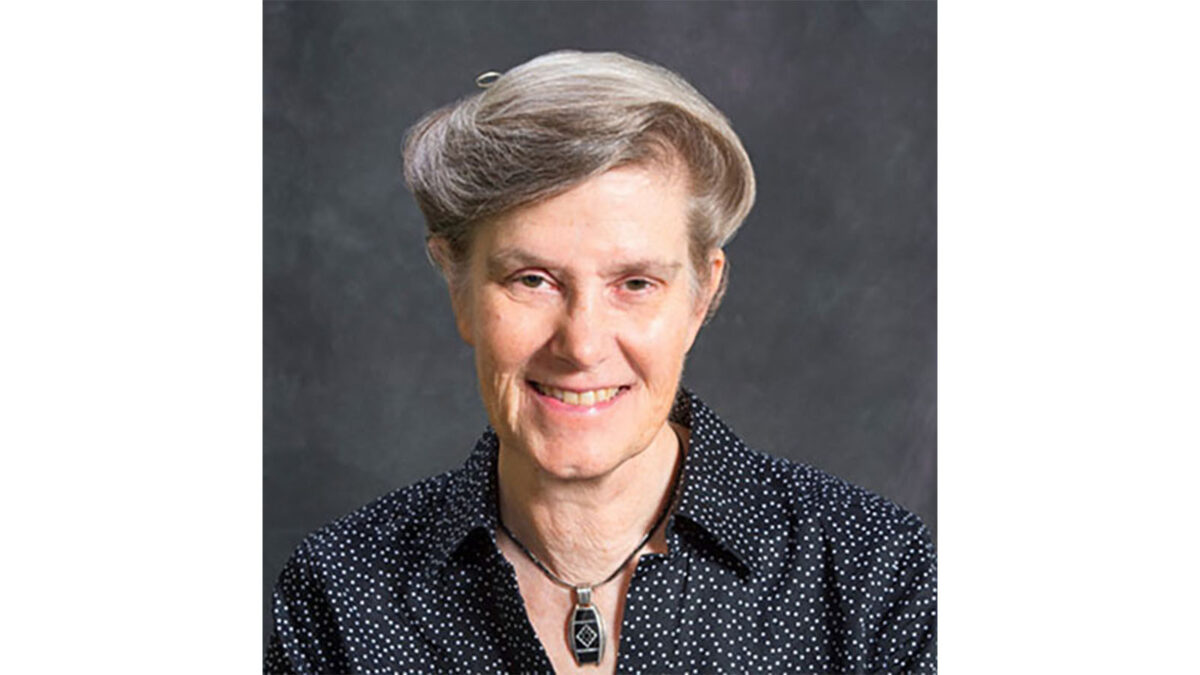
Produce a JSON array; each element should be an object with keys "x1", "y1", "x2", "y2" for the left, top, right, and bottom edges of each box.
[{"x1": 402, "y1": 50, "x2": 756, "y2": 317}]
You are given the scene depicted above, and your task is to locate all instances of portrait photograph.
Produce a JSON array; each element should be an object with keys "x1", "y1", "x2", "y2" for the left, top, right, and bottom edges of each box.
[{"x1": 264, "y1": 1, "x2": 936, "y2": 671}]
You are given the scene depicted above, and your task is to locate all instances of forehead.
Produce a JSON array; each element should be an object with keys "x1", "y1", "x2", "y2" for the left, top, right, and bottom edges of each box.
[{"x1": 471, "y1": 164, "x2": 692, "y2": 267}]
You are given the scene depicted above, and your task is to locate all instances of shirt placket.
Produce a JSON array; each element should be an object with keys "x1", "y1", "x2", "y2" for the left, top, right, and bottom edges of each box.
[{"x1": 614, "y1": 539, "x2": 690, "y2": 672}]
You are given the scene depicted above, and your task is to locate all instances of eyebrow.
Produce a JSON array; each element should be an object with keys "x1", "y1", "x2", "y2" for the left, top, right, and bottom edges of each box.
[{"x1": 486, "y1": 248, "x2": 683, "y2": 280}]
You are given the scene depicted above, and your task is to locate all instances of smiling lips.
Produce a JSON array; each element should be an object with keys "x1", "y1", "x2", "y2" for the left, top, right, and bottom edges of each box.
[{"x1": 530, "y1": 381, "x2": 626, "y2": 407}]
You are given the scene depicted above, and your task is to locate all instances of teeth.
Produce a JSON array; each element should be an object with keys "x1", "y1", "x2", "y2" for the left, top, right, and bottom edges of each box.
[{"x1": 534, "y1": 383, "x2": 621, "y2": 406}]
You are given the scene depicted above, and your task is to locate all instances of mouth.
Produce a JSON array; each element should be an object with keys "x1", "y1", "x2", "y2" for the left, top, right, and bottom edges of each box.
[{"x1": 527, "y1": 380, "x2": 630, "y2": 407}]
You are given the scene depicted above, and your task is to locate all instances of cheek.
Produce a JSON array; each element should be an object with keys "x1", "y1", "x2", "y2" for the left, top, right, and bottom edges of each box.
[
  {"x1": 474, "y1": 299, "x2": 546, "y2": 380},
  {"x1": 460, "y1": 281, "x2": 553, "y2": 432},
  {"x1": 624, "y1": 305, "x2": 696, "y2": 378}
]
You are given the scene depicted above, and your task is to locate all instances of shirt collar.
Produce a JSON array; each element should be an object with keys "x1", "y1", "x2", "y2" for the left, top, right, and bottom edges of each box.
[
  {"x1": 670, "y1": 388, "x2": 760, "y2": 576},
  {"x1": 429, "y1": 428, "x2": 500, "y2": 570},
  {"x1": 429, "y1": 387, "x2": 761, "y2": 576}
]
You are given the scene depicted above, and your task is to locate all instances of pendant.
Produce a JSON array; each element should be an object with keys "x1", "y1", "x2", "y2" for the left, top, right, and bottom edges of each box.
[{"x1": 569, "y1": 586, "x2": 605, "y2": 666}]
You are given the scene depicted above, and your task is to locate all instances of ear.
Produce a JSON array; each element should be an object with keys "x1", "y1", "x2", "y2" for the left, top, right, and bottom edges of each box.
[
  {"x1": 706, "y1": 249, "x2": 726, "y2": 309},
  {"x1": 453, "y1": 300, "x2": 474, "y2": 347},
  {"x1": 685, "y1": 249, "x2": 726, "y2": 348},
  {"x1": 427, "y1": 237, "x2": 474, "y2": 346}
]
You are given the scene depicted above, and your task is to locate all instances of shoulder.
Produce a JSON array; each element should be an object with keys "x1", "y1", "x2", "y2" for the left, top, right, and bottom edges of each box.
[
  {"x1": 762, "y1": 448, "x2": 929, "y2": 541},
  {"x1": 754, "y1": 452, "x2": 937, "y2": 669},
  {"x1": 282, "y1": 468, "x2": 462, "y2": 580},
  {"x1": 679, "y1": 392, "x2": 933, "y2": 570},
  {"x1": 687, "y1": 399, "x2": 930, "y2": 545},
  {"x1": 265, "y1": 468, "x2": 475, "y2": 667},
  {"x1": 704, "y1": 432, "x2": 934, "y2": 567}
]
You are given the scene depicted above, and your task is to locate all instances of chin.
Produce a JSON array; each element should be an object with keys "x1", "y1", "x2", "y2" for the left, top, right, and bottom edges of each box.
[{"x1": 526, "y1": 436, "x2": 633, "y2": 481}]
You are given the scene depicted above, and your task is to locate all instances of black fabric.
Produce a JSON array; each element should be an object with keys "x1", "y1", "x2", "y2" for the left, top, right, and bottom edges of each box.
[{"x1": 266, "y1": 389, "x2": 936, "y2": 673}]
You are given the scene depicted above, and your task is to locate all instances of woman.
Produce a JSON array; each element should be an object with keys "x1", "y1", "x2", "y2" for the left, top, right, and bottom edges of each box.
[{"x1": 266, "y1": 51, "x2": 935, "y2": 674}]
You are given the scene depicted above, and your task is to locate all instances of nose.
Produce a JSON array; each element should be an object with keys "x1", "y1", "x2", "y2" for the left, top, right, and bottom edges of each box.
[{"x1": 550, "y1": 289, "x2": 610, "y2": 370}]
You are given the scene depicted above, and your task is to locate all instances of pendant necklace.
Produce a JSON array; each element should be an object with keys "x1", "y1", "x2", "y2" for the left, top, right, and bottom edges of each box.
[{"x1": 496, "y1": 436, "x2": 683, "y2": 667}]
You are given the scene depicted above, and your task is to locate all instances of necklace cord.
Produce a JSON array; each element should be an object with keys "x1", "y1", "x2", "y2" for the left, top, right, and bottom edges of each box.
[{"x1": 496, "y1": 433, "x2": 685, "y2": 591}]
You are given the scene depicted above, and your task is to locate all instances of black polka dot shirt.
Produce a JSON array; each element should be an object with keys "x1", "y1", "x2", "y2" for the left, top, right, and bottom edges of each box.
[{"x1": 266, "y1": 389, "x2": 937, "y2": 673}]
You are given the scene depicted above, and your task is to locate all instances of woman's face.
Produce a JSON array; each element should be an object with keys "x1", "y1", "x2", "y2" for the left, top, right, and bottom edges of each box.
[{"x1": 449, "y1": 163, "x2": 722, "y2": 481}]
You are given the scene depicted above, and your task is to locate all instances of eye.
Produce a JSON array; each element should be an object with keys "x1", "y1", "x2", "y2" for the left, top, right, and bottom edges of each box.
[
  {"x1": 514, "y1": 273, "x2": 551, "y2": 289},
  {"x1": 622, "y1": 278, "x2": 654, "y2": 292}
]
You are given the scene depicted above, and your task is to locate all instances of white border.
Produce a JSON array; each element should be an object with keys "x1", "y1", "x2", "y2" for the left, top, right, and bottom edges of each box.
[
  {"x1": 2, "y1": 2, "x2": 260, "y2": 669},
  {"x1": 941, "y1": 2, "x2": 1200, "y2": 670}
]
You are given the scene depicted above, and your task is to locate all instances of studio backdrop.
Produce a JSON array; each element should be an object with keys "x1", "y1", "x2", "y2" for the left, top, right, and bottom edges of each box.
[{"x1": 264, "y1": 0, "x2": 936, "y2": 644}]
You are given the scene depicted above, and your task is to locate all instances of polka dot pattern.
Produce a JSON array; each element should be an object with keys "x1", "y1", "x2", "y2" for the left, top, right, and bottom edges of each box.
[{"x1": 266, "y1": 388, "x2": 937, "y2": 673}]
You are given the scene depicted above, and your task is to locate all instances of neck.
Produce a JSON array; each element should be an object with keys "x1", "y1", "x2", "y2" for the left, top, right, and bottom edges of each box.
[{"x1": 497, "y1": 420, "x2": 685, "y2": 585}]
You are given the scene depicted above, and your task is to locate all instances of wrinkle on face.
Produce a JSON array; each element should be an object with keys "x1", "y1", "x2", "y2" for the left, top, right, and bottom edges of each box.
[{"x1": 452, "y1": 162, "x2": 719, "y2": 484}]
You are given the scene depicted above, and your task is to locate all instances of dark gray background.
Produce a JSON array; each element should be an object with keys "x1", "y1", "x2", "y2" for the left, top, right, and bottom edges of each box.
[{"x1": 264, "y1": 0, "x2": 935, "y2": 644}]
